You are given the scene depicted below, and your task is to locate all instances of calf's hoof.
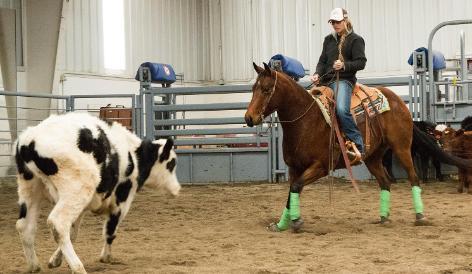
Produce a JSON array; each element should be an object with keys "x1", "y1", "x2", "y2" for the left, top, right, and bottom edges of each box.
[
  {"x1": 48, "y1": 255, "x2": 62, "y2": 268},
  {"x1": 27, "y1": 265, "x2": 41, "y2": 273},
  {"x1": 100, "y1": 255, "x2": 112, "y2": 264},
  {"x1": 71, "y1": 268, "x2": 87, "y2": 274},
  {"x1": 290, "y1": 218, "x2": 304, "y2": 233},
  {"x1": 70, "y1": 263, "x2": 87, "y2": 274}
]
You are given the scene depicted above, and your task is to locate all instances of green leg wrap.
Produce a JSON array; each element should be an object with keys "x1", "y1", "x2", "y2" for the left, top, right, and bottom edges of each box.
[
  {"x1": 289, "y1": 192, "x2": 300, "y2": 221},
  {"x1": 379, "y1": 189, "x2": 391, "y2": 217},
  {"x1": 276, "y1": 208, "x2": 290, "y2": 231},
  {"x1": 411, "y1": 186, "x2": 424, "y2": 214}
]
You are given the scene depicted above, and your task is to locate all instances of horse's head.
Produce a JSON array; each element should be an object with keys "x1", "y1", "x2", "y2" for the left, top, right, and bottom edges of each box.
[{"x1": 245, "y1": 62, "x2": 280, "y2": 127}]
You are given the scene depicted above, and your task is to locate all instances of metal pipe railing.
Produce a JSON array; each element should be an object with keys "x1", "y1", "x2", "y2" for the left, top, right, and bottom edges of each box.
[{"x1": 427, "y1": 20, "x2": 472, "y2": 120}]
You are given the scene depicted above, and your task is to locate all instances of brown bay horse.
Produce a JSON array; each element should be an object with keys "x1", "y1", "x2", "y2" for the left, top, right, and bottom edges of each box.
[{"x1": 245, "y1": 62, "x2": 430, "y2": 231}]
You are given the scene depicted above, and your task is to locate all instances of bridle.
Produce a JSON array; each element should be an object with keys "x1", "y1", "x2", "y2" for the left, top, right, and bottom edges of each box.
[
  {"x1": 257, "y1": 70, "x2": 278, "y2": 122},
  {"x1": 257, "y1": 71, "x2": 315, "y2": 127}
]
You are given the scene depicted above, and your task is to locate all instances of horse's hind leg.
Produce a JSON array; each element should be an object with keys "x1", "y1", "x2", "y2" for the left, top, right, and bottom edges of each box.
[
  {"x1": 392, "y1": 146, "x2": 428, "y2": 225},
  {"x1": 466, "y1": 172, "x2": 472, "y2": 194},
  {"x1": 432, "y1": 158, "x2": 443, "y2": 181},
  {"x1": 16, "y1": 176, "x2": 44, "y2": 273},
  {"x1": 365, "y1": 151, "x2": 394, "y2": 224},
  {"x1": 382, "y1": 149, "x2": 396, "y2": 182}
]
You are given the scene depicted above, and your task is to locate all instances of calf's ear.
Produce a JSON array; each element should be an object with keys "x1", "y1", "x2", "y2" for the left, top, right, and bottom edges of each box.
[{"x1": 165, "y1": 138, "x2": 174, "y2": 149}]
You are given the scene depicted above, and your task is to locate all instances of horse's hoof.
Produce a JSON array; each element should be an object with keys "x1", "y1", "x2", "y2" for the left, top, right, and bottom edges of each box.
[
  {"x1": 290, "y1": 218, "x2": 304, "y2": 233},
  {"x1": 414, "y1": 218, "x2": 432, "y2": 226},
  {"x1": 415, "y1": 213, "x2": 432, "y2": 226},
  {"x1": 380, "y1": 216, "x2": 391, "y2": 224},
  {"x1": 267, "y1": 222, "x2": 282, "y2": 232},
  {"x1": 371, "y1": 216, "x2": 391, "y2": 225}
]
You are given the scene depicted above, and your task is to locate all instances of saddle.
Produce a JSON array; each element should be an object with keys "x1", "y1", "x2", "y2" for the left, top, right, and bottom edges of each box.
[
  {"x1": 310, "y1": 83, "x2": 390, "y2": 165},
  {"x1": 310, "y1": 83, "x2": 384, "y2": 119}
]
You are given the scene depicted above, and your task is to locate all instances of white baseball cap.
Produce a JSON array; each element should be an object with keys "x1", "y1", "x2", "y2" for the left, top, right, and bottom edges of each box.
[{"x1": 328, "y1": 8, "x2": 347, "y2": 23}]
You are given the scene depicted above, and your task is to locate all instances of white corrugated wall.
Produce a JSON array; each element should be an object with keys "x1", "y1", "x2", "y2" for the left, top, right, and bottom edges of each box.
[
  {"x1": 57, "y1": 0, "x2": 104, "y2": 74},
  {"x1": 123, "y1": 0, "x2": 214, "y2": 81},
  {"x1": 0, "y1": 0, "x2": 23, "y2": 67},
  {"x1": 57, "y1": 0, "x2": 472, "y2": 82}
]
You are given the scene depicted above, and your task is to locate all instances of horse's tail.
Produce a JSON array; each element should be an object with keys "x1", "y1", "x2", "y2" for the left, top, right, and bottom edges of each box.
[
  {"x1": 412, "y1": 125, "x2": 472, "y2": 169},
  {"x1": 461, "y1": 116, "x2": 472, "y2": 131}
]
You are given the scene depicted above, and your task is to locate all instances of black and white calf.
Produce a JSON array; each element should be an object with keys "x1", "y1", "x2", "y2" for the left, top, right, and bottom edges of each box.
[{"x1": 14, "y1": 112, "x2": 180, "y2": 274}]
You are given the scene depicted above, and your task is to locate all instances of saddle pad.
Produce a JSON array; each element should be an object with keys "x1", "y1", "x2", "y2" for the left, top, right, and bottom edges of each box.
[
  {"x1": 309, "y1": 85, "x2": 390, "y2": 126},
  {"x1": 351, "y1": 91, "x2": 390, "y2": 124}
]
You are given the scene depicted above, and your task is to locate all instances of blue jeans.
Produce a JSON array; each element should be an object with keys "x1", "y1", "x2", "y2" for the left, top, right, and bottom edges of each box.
[{"x1": 328, "y1": 80, "x2": 364, "y2": 154}]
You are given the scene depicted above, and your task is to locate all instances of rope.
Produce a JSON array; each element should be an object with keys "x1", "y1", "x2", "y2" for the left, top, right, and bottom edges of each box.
[{"x1": 327, "y1": 31, "x2": 347, "y2": 207}]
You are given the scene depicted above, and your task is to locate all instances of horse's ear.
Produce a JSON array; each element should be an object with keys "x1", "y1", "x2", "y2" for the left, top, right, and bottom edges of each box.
[
  {"x1": 263, "y1": 62, "x2": 271, "y2": 72},
  {"x1": 455, "y1": 129, "x2": 464, "y2": 137},
  {"x1": 253, "y1": 62, "x2": 264, "y2": 74}
]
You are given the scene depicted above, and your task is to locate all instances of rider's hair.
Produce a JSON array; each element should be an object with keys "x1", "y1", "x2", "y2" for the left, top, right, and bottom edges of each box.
[{"x1": 338, "y1": 9, "x2": 352, "y2": 62}]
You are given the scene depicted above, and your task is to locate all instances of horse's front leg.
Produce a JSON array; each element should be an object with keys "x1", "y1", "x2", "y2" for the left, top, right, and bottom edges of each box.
[{"x1": 268, "y1": 161, "x2": 327, "y2": 233}]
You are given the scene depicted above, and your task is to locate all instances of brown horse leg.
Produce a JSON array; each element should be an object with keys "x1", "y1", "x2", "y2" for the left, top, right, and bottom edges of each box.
[
  {"x1": 466, "y1": 172, "x2": 472, "y2": 194},
  {"x1": 267, "y1": 168, "x2": 300, "y2": 232},
  {"x1": 392, "y1": 147, "x2": 429, "y2": 225},
  {"x1": 289, "y1": 161, "x2": 328, "y2": 232},
  {"x1": 365, "y1": 153, "x2": 393, "y2": 224},
  {"x1": 457, "y1": 169, "x2": 465, "y2": 193},
  {"x1": 268, "y1": 162, "x2": 327, "y2": 233}
]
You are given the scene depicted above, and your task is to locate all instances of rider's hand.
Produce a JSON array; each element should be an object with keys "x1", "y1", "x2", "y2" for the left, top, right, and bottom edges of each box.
[
  {"x1": 333, "y1": 60, "x2": 344, "y2": 71},
  {"x1": 310, "y1": 73, "x2": 320, "y2": 84}
]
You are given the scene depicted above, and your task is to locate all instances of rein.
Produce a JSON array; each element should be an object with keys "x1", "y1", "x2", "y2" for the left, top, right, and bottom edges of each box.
[
  {"x1": 260, "y1": 71, "x2": 316, "y2": 131},
  {"x1": 305, "y1": 69, "x2": 335, "y2": 90}
]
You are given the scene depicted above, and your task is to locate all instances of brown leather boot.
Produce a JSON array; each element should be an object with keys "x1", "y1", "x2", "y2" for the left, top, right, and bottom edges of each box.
[{"x1": 346, "y1": 141, "x2": 362, "y2": 165}]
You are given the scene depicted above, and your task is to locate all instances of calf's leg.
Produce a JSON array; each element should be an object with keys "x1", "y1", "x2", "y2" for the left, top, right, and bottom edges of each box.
[
  {"x1": 48, "y1": 212, "x2": 85, "y2": 268},
  {"x1": 47, "y1": 179, "x2": 95, "y2": 274},
  {"x1": 16, "y1": 177, "x2": 43, "y2": 273}
]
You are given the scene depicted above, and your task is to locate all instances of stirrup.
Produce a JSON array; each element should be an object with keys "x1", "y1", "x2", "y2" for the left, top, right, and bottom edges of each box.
[{"x1": 345, "y1": 141, "x2": 362, "y2": 165}]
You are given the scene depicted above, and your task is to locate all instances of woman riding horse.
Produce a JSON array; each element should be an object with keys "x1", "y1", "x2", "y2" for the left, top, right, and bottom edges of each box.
[
  {"x1": 245, "y1": 61, "x2": 431, "y2": 231},
  {"x1": 310, "y1": 8, "x2": 366, "y2": 158}
]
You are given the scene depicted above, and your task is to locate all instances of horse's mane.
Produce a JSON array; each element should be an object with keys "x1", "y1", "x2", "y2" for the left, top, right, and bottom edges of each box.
[
  {"x1": 275, "y1": 71, "x2": 312, "y2": 98},
  {"x1": 461, "y1": 116, "x2": 472, "y2": 131},
  {"x1": 413, "y1": 120, "x2": 436, "y2": 132}
]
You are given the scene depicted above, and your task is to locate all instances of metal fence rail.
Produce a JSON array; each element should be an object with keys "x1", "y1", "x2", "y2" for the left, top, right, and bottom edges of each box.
[
  {"x1": 142, "y1": 83, "x2": 274, "y2": 183},
  {"x1": 0, "y1": 74, "x2": 431, "y2": 182},
  {"x1": 0, "y1": 91, "x2": 137, "y2": 177}
]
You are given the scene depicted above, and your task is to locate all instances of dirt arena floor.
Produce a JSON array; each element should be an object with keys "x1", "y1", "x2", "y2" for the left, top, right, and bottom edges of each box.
[{"x1": 1, "y1": 177, "x2": 472, "y2": 274}]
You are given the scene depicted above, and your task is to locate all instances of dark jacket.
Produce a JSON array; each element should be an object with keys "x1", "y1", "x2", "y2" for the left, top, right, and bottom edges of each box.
[{"x1": 315, "y1": 30, "x2": 367, "y2": 85}]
